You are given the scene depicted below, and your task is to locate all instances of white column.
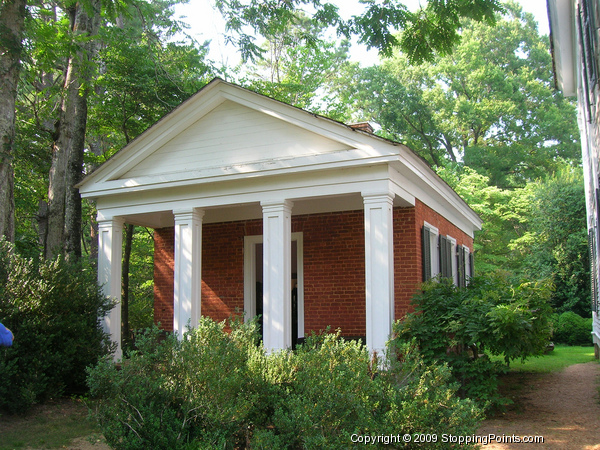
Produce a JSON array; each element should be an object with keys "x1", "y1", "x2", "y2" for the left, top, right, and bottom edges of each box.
[
  {"x1": 363, "y1": 192, "x2": 395, "y2": 356},
  {"x1": 261, "y1": 200, "x2": 293, "y2": 351},
  {"x1": 173, "y1": 208, "x2": 204, "y2": 339},
  {"x1": 97, "y1": 217, "x2": 125, "y2": 361}
]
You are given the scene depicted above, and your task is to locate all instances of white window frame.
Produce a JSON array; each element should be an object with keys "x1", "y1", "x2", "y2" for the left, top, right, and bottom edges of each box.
[{"x1": 447, "y1": 236, "x2": 458, "y2": 286}]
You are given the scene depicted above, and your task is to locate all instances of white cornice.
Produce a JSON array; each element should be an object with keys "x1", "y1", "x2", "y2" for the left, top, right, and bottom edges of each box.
[{"x1": 548, "y1": 0, "x2": 577, "y2": 96}]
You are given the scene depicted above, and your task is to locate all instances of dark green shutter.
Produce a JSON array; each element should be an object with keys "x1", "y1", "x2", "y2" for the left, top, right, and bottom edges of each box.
[
  {"x1": 469, "y1": 252, "x2": 475, "y2": 278},
  {"x1": 422, "y1": 226, "x2": 432, "y2": 281},
  {"x1": 446, "y1": 238, "x2": 453, "y2": 278},
  {"x1": 439, "y1": 235, "x2": 453, "y2": 279},
  {"x1": 457, "y1": 246, "x2": 466, "y2": 288}
]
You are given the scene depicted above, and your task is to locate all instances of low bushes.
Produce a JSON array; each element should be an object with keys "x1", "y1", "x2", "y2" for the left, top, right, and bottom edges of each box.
[
  {"x1": 552, "y1": 311, "x2": 592, "y2": 346},
  {"x1": 393, "y1": 274, "x2": 554, "y2": 408},
  {"x1": 87, "y1": 318, "x2": 483, "y2": 449},
  {"x1": 0, "y1": 240, "x2": 114, "y2": 413}
]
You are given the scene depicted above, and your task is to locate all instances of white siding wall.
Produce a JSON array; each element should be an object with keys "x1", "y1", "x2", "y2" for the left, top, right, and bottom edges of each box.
[{"x1": 123, "y1": 101, "x2": 351, "y2": 178}]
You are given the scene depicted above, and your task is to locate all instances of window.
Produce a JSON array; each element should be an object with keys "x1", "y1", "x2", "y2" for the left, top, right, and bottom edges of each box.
[
  {"x1": 423, "y1": 225, "x2": 472, "y2": 287},
  {"x1": 422, "y1": 223, "x2": 439, "y2": 281}
]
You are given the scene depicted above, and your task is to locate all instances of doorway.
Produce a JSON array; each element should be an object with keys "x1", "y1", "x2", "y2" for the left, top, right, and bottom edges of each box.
[{"x1": 244, "y1": 233, "x2": 304, "y2": 348}]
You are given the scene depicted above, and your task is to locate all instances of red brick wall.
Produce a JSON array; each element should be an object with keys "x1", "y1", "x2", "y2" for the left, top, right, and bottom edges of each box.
[
  {"x1": 153, "y1": 202, "x2": 474, "y2": 334},
  {"x1": 415, "y1": 199, "x2": 474, "y2": 250},
  {"x1": 393, "y1": 207, "x2": 420, "y2": 320},
  {"x1": 294, "y1": 211, "x2": 366, "y2": 336},
  {"x1": 392, "y1": 200, "x2": 475, "y2": 320},
  {"x1": 200, "y1": 221, "x2": 260, "y2": 324},
  {"x1": 154, "y1": 227, "x2": 174, "y2": 330}
]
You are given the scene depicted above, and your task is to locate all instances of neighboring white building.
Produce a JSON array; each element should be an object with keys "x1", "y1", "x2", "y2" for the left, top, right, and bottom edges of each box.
[{"x1": 548, "y1": 0, "x2": 600, "y2": 356}]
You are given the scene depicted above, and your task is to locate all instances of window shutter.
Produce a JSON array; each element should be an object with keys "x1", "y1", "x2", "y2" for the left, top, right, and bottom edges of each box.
[
  {"x1": 446, "y1": 238, "x2": 453, "y2": 278},
  {"x1": 583, "y1": 0, "x2": 598, "y2": 88},
  {"x1": 439, "y1": 235, "x2": 447, "y2": 278},
  {"x1": 422, "y1": 226, "x2": 432, "y2": 281},
  {"x1": 469, "y1": 252, "x2": 475, "y2": 278},
  {"x1": 439, "y1": 236, "x2": 453, "y2": 279},
  {"x1": 578, "y1": 3, "x2": 596, "y2": 121},
  {"x1": 457, "y1": 246, "x2": 466, "y2": 288}
]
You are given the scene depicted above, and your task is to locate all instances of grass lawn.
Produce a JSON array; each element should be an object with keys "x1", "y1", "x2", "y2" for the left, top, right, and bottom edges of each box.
[
  {"x1": 494, "y1": 345, "x2": 597, "y2": 373},
  {"x1": 0, "y1": 398, "x2": 103, "y2": 450}
]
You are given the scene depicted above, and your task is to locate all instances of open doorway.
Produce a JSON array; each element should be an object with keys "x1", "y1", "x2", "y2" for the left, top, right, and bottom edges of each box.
[{"x1": 244, "y1": 233, "x2": 304, "y2": 348}]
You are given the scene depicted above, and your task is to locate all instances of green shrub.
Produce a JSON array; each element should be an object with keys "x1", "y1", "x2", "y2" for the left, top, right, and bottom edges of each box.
[
  {"x1": 88, "y1": 320, "x2": 483, "y2": 449},
  {"x1": 0, "y1": 240, "x2": 114, "y2": 413},
  {"x1": 394, "y1": 273, "x2": 553, "y2": 408},
  {"x1": 88, "y1": 319, "x2": 268, "y2": 449},
  {"x1": 255, "y1": 333, "x2": 482, "y2": 450},
  {"x1": 553, "y1": 311, "x2": 592, "y2": 345}
]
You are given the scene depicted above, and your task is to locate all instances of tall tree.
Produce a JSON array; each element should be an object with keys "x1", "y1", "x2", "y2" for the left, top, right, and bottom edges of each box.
[
  {"x1": 215, "y1": 0, "x2": 503, "y2": 64},
  {"x1": 515, "y1": 169, "x2": 590, "y2": 316},
  {"x1": 334, "y1": 2, "x2": 580, "y2": 188},
  {"x1": 241, "y1": 13, "x2": 350, "y2": 112},
  {"x1": 0, "y1": 0, "x2": 27, "y2": 243},
  {"x1": 44, "y1": 1, "x2": 101, "y2": 259},
  {"x1": 14, "y1": 0, "x2": 205, "y2": 258}
]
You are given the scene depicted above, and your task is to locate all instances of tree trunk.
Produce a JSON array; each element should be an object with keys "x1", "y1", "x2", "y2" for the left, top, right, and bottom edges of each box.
[
  {"x1": 45, "y1": 2, "x2": 101, "y2": 259},
  {"x1": 0, "y1": 0, "x2": 27, "y2": 243},
  {"x1": 122, "y1": 224, "x2": 134, "y2": 349}
]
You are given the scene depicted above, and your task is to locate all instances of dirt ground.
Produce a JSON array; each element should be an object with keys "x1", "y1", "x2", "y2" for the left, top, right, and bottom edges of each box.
[{"x1": 477, "y1": 361, "x2": 600, "y2": 449}]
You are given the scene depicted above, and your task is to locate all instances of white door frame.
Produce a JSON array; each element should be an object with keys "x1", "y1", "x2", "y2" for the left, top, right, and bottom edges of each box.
[{"x1": 244, "y1": 232, "x2": 304, "y2": 339}]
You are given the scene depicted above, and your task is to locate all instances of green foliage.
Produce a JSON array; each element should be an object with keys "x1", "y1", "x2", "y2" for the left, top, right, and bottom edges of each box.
[
  {"x1": 437, "y1": 165, "x2": 590, "y2": 320},
  {"x1": 215, "y1": 0, "x2": 502, "y2": 64},
  {"x1": 394, "y1": 274, "x2": 554, "y2": 407},
  {"x1": 88, "y1": 319, "x2": 267, "y2": 449},
  {"x1": 240, "y1": 13, "x2": 351, "y2": 114},
  {"x1": 437, "y1": 166, "x2": 529, "y2": 274},
  {"x1": 126, "y1": 227, "x2": 155, "y2": 330},
  {"x1": 88, "y1": 318, "x2": 483, "y2": 449},
  {"x1": 552, "y1": 312, "x2": 593, "y2": 346},
  {"x1": 0, "y1": 240, "x2": 113, "y2": 413},
  {"x1": 517, "y1": 169, "x2": 590, "y2": 316},
  {"x1": 334, "y1": 2, "x2": 579, "y2": 188},
  {"x1": 14, "y1": 0, "x2": 213, "y2": 255}
]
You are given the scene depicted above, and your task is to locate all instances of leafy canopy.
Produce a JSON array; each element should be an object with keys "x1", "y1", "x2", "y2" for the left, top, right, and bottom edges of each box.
[
  {"x1": 215, "y1": 0, "x2": 503, "y2": 64},
  {"x1": 332, "y1": 1, "x2": 579, "y2": 188}
]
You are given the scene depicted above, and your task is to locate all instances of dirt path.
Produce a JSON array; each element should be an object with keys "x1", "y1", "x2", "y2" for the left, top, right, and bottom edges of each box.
[{"x1": 477, "y1": 361, "x2": 600, "y2": 449}]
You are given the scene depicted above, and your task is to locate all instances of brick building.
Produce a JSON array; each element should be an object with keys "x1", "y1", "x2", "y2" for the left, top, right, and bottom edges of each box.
[{"x1": 78, "y1": 78, "x2": 482, "y2": 360}]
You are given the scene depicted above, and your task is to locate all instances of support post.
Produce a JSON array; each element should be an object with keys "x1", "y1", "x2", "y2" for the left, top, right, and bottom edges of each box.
[
  {"x1": 363, "y1": 192, "x2": 395, "y2": 357},
  {"x1": 173, "y1": 208, "x2": 204, "y2": 339},
  {"x1": 97, "y1": 217, "x2": 125, "y2": 360},
  {"x1": 261, "y1": 200, "x2": 293, "y2": 351}
]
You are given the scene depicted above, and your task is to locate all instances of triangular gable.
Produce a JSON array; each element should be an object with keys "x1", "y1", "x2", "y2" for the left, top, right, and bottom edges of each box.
[
  {"x1": 118, "y1": 100, "x2": 352, "y2": 180},
  {"x1": 80, "y1": 78, "x2": 386, "y2": 191}
]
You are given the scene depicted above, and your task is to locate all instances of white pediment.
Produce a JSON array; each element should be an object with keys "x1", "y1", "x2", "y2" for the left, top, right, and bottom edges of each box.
[{"x1": 117, "y1": 100, "x2": 352, "y2": 180}]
